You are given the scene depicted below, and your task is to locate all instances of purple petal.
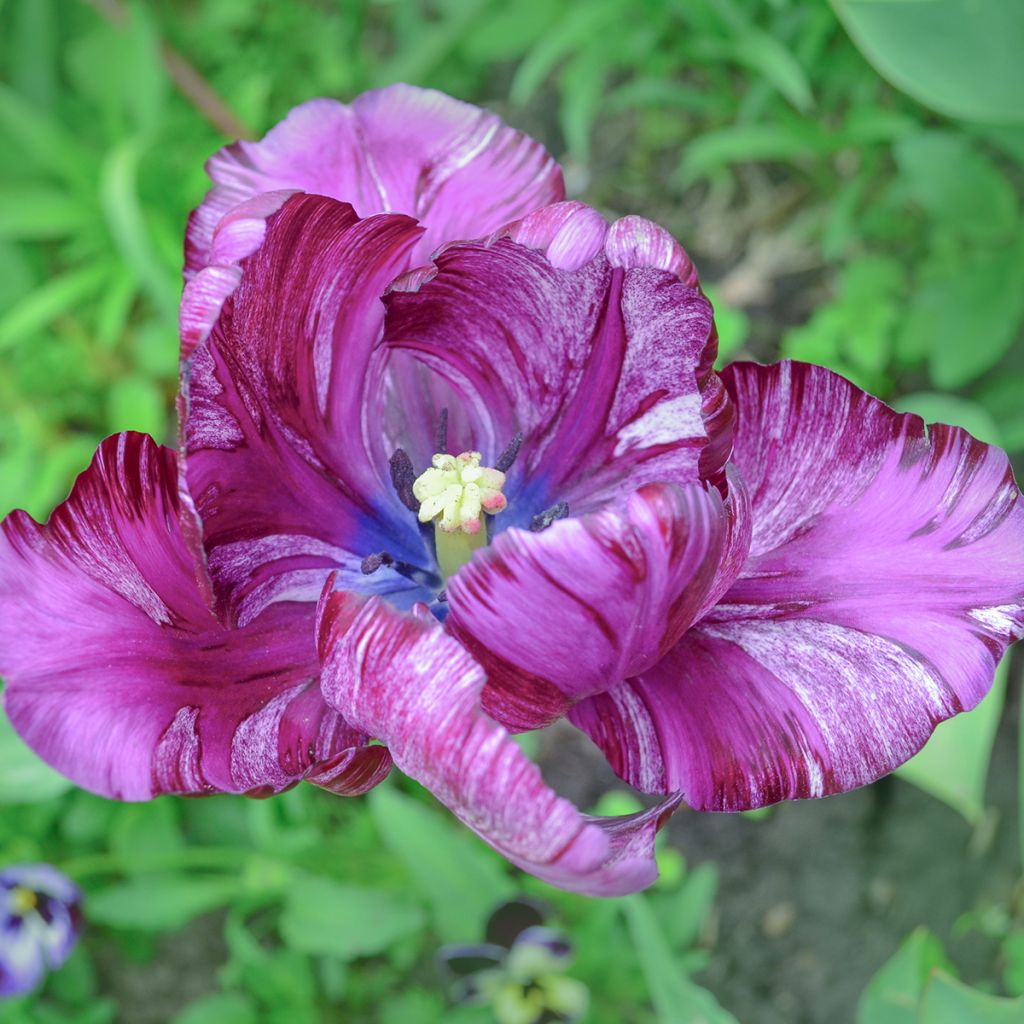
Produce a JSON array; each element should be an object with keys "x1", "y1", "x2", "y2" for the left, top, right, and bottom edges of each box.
[
  {"x1": 180, "y1": 190, "x2": 295, "y2": 357},
  {"x1": 382, "y1": 214, "x2": 729, "y2": 515},
  {"x1": 0, "y1": 922, "x2": 45, "y2": 997},
  {"x1": 316, "y1": 588, "x2": 679, "y2": 896},
  {"x1": 185, "y1": 85, "x2": 563, "y2": 279},
  {"x1": 447, "y1": 484, "x2": 729, "y2": 731},
  {"x1": 0, "y1": 433, "x2": 389, "y2": 800},
  {"x1": 182, "y1": 194, "x2": 429, "y2": 625},
  {"x1": 0, "y1": 866, "x2": 81, "y2": 995},
  {"x1": 571, "y1": 361, "x2": 1024, "y2": 809}
]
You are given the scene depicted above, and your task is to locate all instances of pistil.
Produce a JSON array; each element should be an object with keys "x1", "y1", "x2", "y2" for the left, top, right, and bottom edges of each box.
[{"x1": 413, "y1": 450, "x2": 508, "y2": 578}]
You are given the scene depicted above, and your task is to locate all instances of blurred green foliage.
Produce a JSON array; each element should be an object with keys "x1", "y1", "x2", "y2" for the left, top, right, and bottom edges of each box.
[{"x1": 1, "y1": 0, "x2": 1023, "y2": 1020}]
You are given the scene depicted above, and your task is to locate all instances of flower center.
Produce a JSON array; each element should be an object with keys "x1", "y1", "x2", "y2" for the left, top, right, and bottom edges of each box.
[
  {"x1": 10, "y1": 886, "x2": 37, "y2": 914},
  {"x1": 413, "y1": 451, "x2": 507, "y2": 578}
]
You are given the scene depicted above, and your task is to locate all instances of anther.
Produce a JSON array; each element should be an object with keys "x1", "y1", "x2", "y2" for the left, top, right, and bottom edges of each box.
[
  {"x1": 495, "y1": 431, "x2": 523, "y2": 473},
  {"x1": 360, "y1": 550, "x2": 440, "y2": 590},
  {"x1": 530, "y1": 501, "x2": 569, "y2": 532},
  {"x1": 389, "y1": 448, "x2": 418, "y2": 512},
  {"x1": 360, "y1": 552, "x2": 394, "y2": 575},
  {"x1": 435, "y1": 407, "x2": 449, "y2": 455}
]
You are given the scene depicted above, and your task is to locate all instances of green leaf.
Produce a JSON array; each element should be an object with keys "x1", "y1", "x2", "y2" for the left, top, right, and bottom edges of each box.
[
  {"x1": 856, "y1": 927, "x2": 952, "y2": 1024},
  {"x1": 892, "y1": 393, "x2": 1001, "y2": 447},
  {"x1": 696, "y1": 33, "x2": 812, "y2": 113},
  {"x1": 0, "y1": 708, "x2": 71, "y2": 803},
  {"x1": 894, "y1": 132, "x2": 1018, "y2": 241},
  {"x1": 278, "y1": 875, "x2": 425, "y2": 961},
  {"x1": 1001, "y1": 931, "x2": 1024, "y2": 997},
  {"x1": 86, "y1": 875, "x2": 242, "y2": 931},
  {"x1": 558, "y1": 49, "x2": 607, "y2": 161},
  {"x1": 0, "y1": 264, "x2": 108, "y2": 351},
  {"x1": 109, "y1": 801, "x2": 183, "y2": 864},
  {"x1": 369, "y1": 784, "x2": 512, "y2": 942},
  {"x1": 895, "y1": 657, "x2": 1007, "y2": 823},
  {"x1": 623, "y1": 894, "x2": 738, "y2": 1024},
  {"x1": 99, "y1": 141, "x2": 178, "y2": 324},
  {"x1": 657, "y1": 862, "x2": 718, "y2": 951},
  {"x1": 976, "y1": 375, "x2": 1024, "y2": 452},
  {"x1": 920, "y1": 972, "x2": 1024, "y2": 1023},
  {"x1": 831, "y1": 0, "x2": 1024, "y2": 124},
  {"x1": 0, "y1": 83, "x2": 94, "y2": 187},
  {"x1": 509, "y1": 0, "x2": 622, "y2": 106},
  {"x1": 898, "y1": 238, "x2": 1024, "y2": 388},
  {"x1": 0, "y1": 186, "x2": 88, "y2": 240},
  {"x1": 172, "y1": 993, "x2": 257, "y2": 1024},
  {"x1": 106, "y1": 376, "x2": 167, "y2": 437}
]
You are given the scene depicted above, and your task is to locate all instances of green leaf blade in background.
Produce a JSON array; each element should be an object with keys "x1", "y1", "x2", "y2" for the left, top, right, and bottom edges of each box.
[
  {"x1": 86, "y1": 876, "x2": 243, "y2": 932},
  {"x1": 894, "y1": 634, "x2": 1008, "y2": 826},
  {"x1": 856, "y1": 927, "x2": 954, "y2": 1024},
  {"x1": 831, "y1": 0, "x2": 1024, "y2": 124},
  {"x1": 920, "y1": 972, "x2": 1024, "y2": 1023},
  {"x1": 0, "y1": 707, "x2": 72, "y2": 803},
  {"x1": 624, "y1": 893, "x2": 738, "y2": 1024},
  {"x1": 369, "y1": 784, "x2": 513, "y2": 942},
  {"x1": 279, "y1": 875, "x2": 426, "y2": 961}
]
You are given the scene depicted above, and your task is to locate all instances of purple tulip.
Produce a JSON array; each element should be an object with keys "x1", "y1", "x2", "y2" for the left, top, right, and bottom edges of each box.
[
  {"x1": 0, "y1": 864, "x2": 82, "y2": 997},
  {"x1": 2, "y1": 86, "x2": 1022, "y2": 896}
]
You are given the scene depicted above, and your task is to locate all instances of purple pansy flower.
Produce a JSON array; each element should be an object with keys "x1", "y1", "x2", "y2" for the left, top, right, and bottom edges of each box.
[
  {"x1": 2, "y1": 85, "x2": 1023, "y2": 897},
  {"x1": 0, "y1": 864, "x2": 82, "y2": 997},
  {"x1": 438, "y1": 898, "x2": 588, "y2": 1023}
]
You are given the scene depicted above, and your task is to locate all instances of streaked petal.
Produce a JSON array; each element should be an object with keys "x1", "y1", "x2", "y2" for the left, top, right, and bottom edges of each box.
[
  {"x1": 447, "y1": 483, "x2": 729, "y2": 731},
  {"x1": 382, "y1": 213, "x2": 728, "y2": 519},
  {"x1": 0, "y1": 433, "x2": 388, "y2": 801},
  {"x1": 185, "y1": 85, "x2": 563, "y2": 278},
  {"x1": 572, "y1": 361, "x2": 1024, "y2": 808},
  {"x1": 182, "y1": 194, "x2": 430, "y2": 625},
  {"x1": 180, "y1": 190, "x2": 295, "y2": 357},
  {"x1": 316, "y1": 588, "x2": 679, "y2": 895}
]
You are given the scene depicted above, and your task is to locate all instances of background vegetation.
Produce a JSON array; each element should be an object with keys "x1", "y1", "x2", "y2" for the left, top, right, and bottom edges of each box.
[{"x1": 1, "y1": 1, "x2": 1022, "y2": 1021}]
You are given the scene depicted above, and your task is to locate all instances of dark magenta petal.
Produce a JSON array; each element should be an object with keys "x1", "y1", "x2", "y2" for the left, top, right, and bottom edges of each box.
[
  {"x1": 447, "y1": 483, "x2": 730, "y2": 731},
  {"x1": 182, "y1": 194, "x2": 429, "y2": 625},
  {"x1": 316, "y1": 588, "x2": 678, "y2": 895},
  {"x1": 571, "y1": 361, "x2": 1024, "y2": 808},
  {"x1": 0, "y1": 433, "x2": 389, "y2": 801},
  {"x1": 185, "y1": 85, "x2": 563, "y2": 278},
  {"x1": 382, "y1": 210, "x2": 729, "y2": 517}
]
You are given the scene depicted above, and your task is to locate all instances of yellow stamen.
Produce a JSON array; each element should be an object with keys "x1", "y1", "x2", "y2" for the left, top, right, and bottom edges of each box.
[{"x1": 413, "y1": 451, "x2": 508, "y2": 578}]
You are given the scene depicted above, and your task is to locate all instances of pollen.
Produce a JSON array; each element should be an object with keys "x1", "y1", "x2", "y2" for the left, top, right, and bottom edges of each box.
[{"x1": 413, "y1": 451, "x2": 508, "y2": 535}]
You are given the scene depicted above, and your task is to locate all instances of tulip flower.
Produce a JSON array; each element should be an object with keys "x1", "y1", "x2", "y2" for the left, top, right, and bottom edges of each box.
[{"x1": 2, "y1": 86, "x2": 1021, "y2": 896}]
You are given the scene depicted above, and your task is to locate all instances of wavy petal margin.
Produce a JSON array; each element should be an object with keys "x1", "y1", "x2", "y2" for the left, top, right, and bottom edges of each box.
[
  {"x1": 0, "y1": 433, "x2": 390, "y2": 801},
  {"x1": 185, "y1": 84, "x2": 564, "y2": 279},
  {"x1": 317, "y1": 586, "x2": 679, "y2": 895},
  {"x1": 571, "y1": 362, "x2": 1024, "y2": 808}
]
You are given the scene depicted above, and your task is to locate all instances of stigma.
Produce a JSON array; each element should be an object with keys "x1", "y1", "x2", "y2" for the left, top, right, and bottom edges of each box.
[{"x1": 413, "y1": 451, "x2": 507, "y2": 535}]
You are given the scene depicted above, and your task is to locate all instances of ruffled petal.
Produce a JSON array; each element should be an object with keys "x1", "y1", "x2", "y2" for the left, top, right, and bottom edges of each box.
[
  {"x1": 0, "y1": 433, "x2": 389, "y2": 801},
  {"x1": 571, "y1": 361, "x2": 1024, "y2": 809},
  {"x1": 447, "y1": 483, "x2": 729, "y2": 731},
  {"x1": 182, "y1": 194, "x2": 430, "y2": 625},
  {"x1": 185, "y1": 85, "x2": 563, "y2": 278},
  {"x1": 316, "y1": 587, "x2": 678, "y2": 896},
  {"x1": 382, "y1": 209, "x2": 728, "y2": 520}
]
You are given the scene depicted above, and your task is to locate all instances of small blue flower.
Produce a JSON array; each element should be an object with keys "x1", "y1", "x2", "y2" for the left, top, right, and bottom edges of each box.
[{"x1": 0, "y1": 864, "x2": 82, "y2": 998}]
